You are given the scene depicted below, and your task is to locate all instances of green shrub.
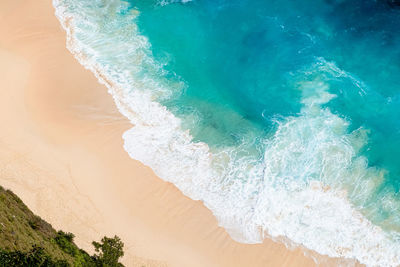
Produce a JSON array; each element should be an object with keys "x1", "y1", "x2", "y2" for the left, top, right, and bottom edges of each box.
[
  {"x1": 0, "y1": 245, "x2": 69, "y2": 267},
  {"x1": 55, "y1": 231, "x2": 78, "y2": 256},
  {"x1": 92, "y1": 236, "x2": 124, "y2": 267}
]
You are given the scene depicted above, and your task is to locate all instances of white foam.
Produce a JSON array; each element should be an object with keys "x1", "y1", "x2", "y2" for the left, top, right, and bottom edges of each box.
[
  {"x1": 158, "y1": 0, "x2": 193, "y2": 6},
  {"x1": 53, "y1": 0, "x2": 400, "y2": 265}
]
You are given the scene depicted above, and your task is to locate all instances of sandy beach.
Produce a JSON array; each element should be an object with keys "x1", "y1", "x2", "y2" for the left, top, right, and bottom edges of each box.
[{"x1": 0, "y1": 1, "x2": 349, "y2": 266}]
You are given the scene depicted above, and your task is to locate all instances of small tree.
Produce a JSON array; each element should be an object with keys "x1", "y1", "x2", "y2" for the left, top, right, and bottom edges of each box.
[{"x1": 92, "y1": 236, "x2": 124, "y2": 267}]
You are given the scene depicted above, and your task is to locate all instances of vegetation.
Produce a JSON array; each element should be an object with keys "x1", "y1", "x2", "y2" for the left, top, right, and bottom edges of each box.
[
  {"x1": 0, "y1": 186, "x2": 124, "y2": 266},
  {"x1": 92, "y1": 236, "x2": 124, "y2": 267},
  {"x1": 0, "y1": 245, "x2": 69, "y2": 267}
]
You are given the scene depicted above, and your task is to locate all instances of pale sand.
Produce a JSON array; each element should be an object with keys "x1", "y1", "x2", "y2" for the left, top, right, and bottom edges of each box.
[{"x1": 0, "y1": 1, "x2": 353, "y2": 266}]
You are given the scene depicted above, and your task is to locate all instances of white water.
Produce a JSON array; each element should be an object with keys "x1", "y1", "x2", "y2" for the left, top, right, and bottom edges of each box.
[
  {"x1": 158, "y1": 0, "x2": 193, "y2": 6},
  {"x1": 53, "y1": 0, "x2": 400, "y2": 265}
]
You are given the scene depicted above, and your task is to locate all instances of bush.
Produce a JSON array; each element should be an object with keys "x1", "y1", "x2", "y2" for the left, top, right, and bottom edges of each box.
[
  {"x1": 28, "y1": 216, "x2": 41, "y2": 230},
  {"x1": 55, "y1": 231, "x2": 77, "y2": 256},
  {"x1": 92, "y1": 236, "x2": 124, "y2": 267},
  {"x1": 0, "y1": 245, "x2": 69, "y2": 267}
]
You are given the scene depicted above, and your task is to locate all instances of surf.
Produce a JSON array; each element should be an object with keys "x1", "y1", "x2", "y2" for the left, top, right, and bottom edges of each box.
[{"x1": 53, "y1": 0, "x2": 400, "y2": 265}]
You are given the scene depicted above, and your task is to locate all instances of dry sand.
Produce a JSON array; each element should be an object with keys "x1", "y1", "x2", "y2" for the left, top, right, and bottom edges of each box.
[{"x1": 0, "y1": 0, "x2": 351, "y2": 266}]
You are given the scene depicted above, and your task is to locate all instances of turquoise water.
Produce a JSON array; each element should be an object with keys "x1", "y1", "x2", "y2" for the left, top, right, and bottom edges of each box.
[
  {"x1": 133, "y1": 0, "x2": 400, "y2": 227},
  {"x1": 54, "y1": 0, "x2": 400, "y2": 265}
]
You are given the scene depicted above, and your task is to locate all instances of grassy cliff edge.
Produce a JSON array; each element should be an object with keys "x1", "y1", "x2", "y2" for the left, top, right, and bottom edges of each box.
[{"x1": 0, "y1": 185, "x2": 124, "y2": 267}]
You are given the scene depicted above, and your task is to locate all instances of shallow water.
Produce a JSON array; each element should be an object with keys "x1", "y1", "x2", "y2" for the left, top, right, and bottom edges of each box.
[{"x1": 54, "y1": 0, "x2": 400, "y2": 265}]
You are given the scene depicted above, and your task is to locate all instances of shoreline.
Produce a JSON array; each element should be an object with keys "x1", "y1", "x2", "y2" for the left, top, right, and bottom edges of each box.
[{"x1": 0, "y1": 0, "x2": 354, "y2": 266}]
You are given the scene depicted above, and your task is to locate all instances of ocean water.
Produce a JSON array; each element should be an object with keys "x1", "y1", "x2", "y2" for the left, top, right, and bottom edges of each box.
[{"x1": 53, "y1": 0, "x2": 400, "y2": 265}]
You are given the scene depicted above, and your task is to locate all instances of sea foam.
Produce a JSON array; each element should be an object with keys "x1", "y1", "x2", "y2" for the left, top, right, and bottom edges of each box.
[
  {"x1": 53, "y1": 0, "x2": 400, "y2": 265},
  {"x1": 158, "y1": 0, "x2": 193, "y2": 6}
]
